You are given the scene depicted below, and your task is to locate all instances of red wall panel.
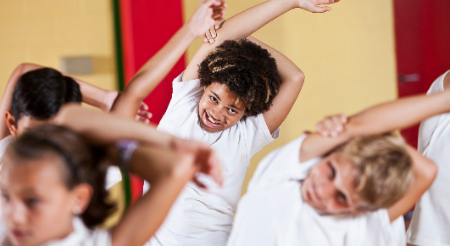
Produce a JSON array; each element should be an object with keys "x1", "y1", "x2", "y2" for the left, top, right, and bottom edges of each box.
[{"x1": 119, "y1": 0, "x2": 186, "y2": 200}]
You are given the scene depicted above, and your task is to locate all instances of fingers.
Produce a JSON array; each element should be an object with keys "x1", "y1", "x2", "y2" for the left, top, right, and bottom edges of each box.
[
  {"x1": 312, "y1": 6, "x2": 331, "y2": 13},
  {"x1": 135, "y1": 115, "x2": 150, "y2": 124},
  {"x1": 139, "y1": 102, "x2": 149, "y2": 111},
  {"x1": 204, "y1": 25, "x2": 216, "y2": 43},
  {"x1": 315, "y1": 114, "x2": 347, "y2": 137}
]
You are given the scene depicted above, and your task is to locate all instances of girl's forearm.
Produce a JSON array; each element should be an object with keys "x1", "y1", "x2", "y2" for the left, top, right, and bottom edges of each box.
[
  {"x1": 111, "y1": 25, "x2": 197, "y2": 118},
  {"x1": 55, "y1": 105, "x2": 175, "y2": 149}
]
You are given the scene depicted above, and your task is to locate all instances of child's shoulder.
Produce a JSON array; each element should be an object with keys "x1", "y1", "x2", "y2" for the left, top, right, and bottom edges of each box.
[{"x1": 0, "y1": 135, "x2": 14, "y2": 156}]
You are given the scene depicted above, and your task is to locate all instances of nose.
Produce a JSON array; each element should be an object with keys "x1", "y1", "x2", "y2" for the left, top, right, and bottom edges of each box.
[
  {"x1": 316, "y1": 179, "x2": 336, "y2": 202},
  {"x1": 7, "y1": 202, "x2": 27, "y2": 225},
  {"x1": 209, "y1": 107, "x2": 225, "y2": 121}
]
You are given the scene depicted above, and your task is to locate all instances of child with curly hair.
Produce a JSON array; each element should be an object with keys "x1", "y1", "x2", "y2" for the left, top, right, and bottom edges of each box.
[{"x1": 112, "y1": 0, "x2": 339, "y2": 245}]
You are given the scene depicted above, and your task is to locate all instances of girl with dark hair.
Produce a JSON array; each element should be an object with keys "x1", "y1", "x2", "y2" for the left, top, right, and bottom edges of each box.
[{"x1": 0, "y1": 105, "x2": 221, "y2": 246}]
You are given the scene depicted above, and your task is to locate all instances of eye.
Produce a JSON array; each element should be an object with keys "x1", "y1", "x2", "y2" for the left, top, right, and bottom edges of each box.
[
  {"x1": 336, "y1": 192, "x2": 347, "y2": 205},
  {"x1": 210, "y1": 96, "x2": 218, "y2": 104},
  {"x1": 25, "y1": 198, "x2": 40, "y2": 207},
  {"x1": 328, "y1": 162, "x2": 336, "y2": 180},
  {"x1": 1, "y1": 193, "x2": 10, "y2": 202},
  {"x1": 228, "y1": 108, "x2": 237, "y2": 115}
]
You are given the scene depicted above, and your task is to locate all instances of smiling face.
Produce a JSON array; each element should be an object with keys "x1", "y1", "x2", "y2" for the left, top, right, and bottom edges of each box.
[
  {"x1": 301, "y1": 152, "x2": 367, "y2": 215},
  {"x1": 198, "y1": 82, "x2": 246, "y2": 133},
  {"x1": 0, "y1": 154, "x2": 77, "y2": 246}
]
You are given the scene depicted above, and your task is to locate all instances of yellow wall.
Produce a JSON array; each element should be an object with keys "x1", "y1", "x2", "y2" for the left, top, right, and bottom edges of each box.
[
  {"x1": 182, "y1": 0, "x2": 398, "y2": 194},
  {"x1": 0, "y1": 0, "x2": 120, "y2": 227},
  {"x1": 0, "y1": 0, "x2": 117, "y2": 95}
]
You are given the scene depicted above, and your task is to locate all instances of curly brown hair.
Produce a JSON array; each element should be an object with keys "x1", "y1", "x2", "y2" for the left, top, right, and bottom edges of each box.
[{"x1": 198, "y1": 39, "x2": 282, "y2": 116}]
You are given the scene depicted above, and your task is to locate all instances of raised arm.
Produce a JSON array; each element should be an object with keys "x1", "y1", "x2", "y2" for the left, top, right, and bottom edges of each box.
[
  {"x1": 0, "y1": 63, "x2": 114, "y2": 139},
  {"x1": 386, "y1": 145, "x2": 437, "y2": 222},
  {"x1": 300, "y1": 89, "x2": 450, "y2": 161},
  {"x1": 110, "y1": 0, "x2": 225, "y2": 119},
  {"x1": 246, "y1": 37, "x2": 304, "y2": 133},
  {"x1": 183, "y1": 0, "x2": 339, "y2": 81}
]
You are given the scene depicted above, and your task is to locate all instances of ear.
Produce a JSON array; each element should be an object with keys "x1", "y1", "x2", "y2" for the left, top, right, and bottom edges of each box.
[
  {"x1": 71, "y1": 184, "x2": 93, "y2": 213},
  {"x1": 5, "y1": 111, "x2": 18, "y2": 136}
]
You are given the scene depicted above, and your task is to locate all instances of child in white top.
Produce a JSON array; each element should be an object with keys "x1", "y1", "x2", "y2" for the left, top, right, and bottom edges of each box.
[
  {"x1": 0, "y1": 105, "x2": 222, "y2": 246},
  {"x1": 407, "y1": 70, "x2": 450, "y2": 246},
  {"x1": 112, "y1": 0, "x2": 341, "y2": 244},
  {"x1": 228, "y1": 87, "x2": 450, "y2": 245}
]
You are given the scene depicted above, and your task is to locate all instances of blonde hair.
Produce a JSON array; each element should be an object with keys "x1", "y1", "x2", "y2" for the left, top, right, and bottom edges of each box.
[{"x1": 335, "y1": 132, "x2": 413, "y2": 210}]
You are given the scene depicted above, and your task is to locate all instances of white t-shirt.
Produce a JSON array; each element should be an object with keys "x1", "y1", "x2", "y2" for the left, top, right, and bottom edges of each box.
[
  {"x1": 227, "y1": 134, "x2": 406, "y2": 246},
  {"x1": 146, "y1": 73, "x2": 279, "y2": 246},
  {"x1": 407, "y1": 70, "x2": 450, "y2": 246},
  {"x1": 0, "y1": 135, "x2": 13, "y2": 239},
  {"x1": 0, "y1": 217, "x2": 111, "y2": 246}
]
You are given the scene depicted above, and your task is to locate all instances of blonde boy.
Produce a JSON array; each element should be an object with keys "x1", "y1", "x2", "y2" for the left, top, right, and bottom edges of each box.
[{"x1": 227, "y1": 89, "x2": 450, "y2": 245}]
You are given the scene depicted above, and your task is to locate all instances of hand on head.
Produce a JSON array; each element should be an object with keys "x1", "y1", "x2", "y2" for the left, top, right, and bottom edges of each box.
[
  {"x1": 171, "y1": 138, "x2": 223, "y2": 188},
  {"x1": 315, "y1": 113, "x2": 348, "y2": 137},
  {"x1": 187, "y1": 0, "x2": 227, "y2": 37},
  {"x1": 135, "y1": 102, "x2": 152, "y2": 124}
]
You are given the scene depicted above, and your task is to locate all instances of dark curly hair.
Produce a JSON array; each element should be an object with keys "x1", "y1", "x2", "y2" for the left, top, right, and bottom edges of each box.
[
  {"x1": 198, "y1": 39, "x2": 282, "y2": 116},
  {"x1": 6, "y1": 124, "x2": 116, "y2": 229}
]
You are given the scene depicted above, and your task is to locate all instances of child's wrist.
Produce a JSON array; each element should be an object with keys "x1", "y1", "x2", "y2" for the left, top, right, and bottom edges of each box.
[
  {"x1": 182, "y1": 23, "x2": 200, "y2": 41},
  {"x1": 277, "y1": 0, "x2": 299, "y2": 10}
]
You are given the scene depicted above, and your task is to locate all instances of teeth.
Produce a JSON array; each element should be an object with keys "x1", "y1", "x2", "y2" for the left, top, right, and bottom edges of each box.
[
  {"x1": 206, "y1": 113, "x2": 218, "y2": 124},
  {"x1": 208, "y1": 115, "x2": 217, "y2": 124}
]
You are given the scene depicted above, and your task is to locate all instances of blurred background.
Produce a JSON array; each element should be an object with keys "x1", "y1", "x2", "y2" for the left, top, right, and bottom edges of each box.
[{"x1": 0, "y1": 0, "x2": 449, "y2": 223}]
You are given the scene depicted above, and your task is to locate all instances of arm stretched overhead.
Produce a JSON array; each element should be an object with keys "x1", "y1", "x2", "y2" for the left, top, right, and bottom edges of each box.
[{"x1": 110, "y1": 0, "x2": 226, "y2": 119}]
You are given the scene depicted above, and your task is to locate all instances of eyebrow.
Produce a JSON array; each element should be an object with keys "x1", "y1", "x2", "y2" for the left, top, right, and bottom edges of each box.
[
  {"x1": 211, "y1": 91, "x2": 221, "y2": 101},
  {"x1": 211, "y1": 91, "x2": 243, "y2": 111}
]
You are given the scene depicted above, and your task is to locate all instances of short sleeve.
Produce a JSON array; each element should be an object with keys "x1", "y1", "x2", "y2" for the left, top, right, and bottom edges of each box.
[
  {"x1": 243, "y1": 113, "x2": 280, "y2": 159},
  {"x1": 165, "y1": 72, "x2": 203, "y2": 114},
  {"x1": 418, "y1": 70, "x2": 450, "y2": 153},
  {"x1": 227, "y1": 194, "x2": 276, "y2": 246},
  {"x1": 0, "y1": 136, "x2": 14, "y2": 172},
  {"x1": 87, "y1": 230, "x2": 112, "y2": 246}
]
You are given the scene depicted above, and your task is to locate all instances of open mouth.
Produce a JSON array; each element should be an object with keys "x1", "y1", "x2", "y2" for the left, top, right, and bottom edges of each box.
[{"x1": 203, "y1": 111, "x2": 222, "y2": 128}]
